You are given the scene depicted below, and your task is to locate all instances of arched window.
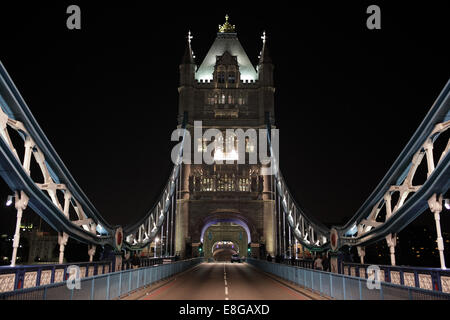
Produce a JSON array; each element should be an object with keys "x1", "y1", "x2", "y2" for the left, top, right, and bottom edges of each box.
[
  {"x1": 228, "y1": 72, "x2": 235, "y2": 83},
  {"x1": 218, "y1": 72, "x2": 225, "y2": 84}
]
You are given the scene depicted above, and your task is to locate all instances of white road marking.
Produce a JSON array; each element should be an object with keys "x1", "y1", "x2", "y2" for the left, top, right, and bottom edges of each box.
[{"x1": 224, "y1": 262, "x2": 229, "y2": 300}]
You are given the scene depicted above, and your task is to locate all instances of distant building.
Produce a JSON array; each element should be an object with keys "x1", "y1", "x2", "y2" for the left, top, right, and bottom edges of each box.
[{"x1": 364, "y1": 225, "x2": 450, "y2": 267}]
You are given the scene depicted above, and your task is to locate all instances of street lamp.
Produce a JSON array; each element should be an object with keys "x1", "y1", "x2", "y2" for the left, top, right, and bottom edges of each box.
[
  {"x1": 154, "y1": 237, "x2": 159, "y2": 258},
  {"x1": 444, "y1": 198, "x2": 450, "y2": 210},
  {"x1": 6, "y1": 195, "x2": 13, "y2": 206}
]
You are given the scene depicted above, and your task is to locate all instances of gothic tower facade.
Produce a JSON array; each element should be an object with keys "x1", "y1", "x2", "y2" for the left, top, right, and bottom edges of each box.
[{"x1": 175, "y1": 16, "x2": 276, "y2": 259}]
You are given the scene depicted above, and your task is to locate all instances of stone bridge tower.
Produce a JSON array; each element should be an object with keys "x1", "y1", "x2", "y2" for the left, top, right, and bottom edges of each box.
[{"x1": 175, "y1": 16, "x2": 276, "y2": 259}]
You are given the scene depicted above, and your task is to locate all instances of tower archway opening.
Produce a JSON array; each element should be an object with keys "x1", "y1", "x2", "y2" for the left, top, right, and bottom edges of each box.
[{"x1": 201, "y1": 219, "x2": 249, "y2": 261}]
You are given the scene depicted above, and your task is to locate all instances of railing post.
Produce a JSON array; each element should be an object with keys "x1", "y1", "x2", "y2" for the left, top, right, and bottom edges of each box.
[
  {"x1": 91, "y1": 278, "x2": 95, "y2": 300},
  {"x1": 106, "y1": 274, "x2": 110, "y2": 300},
  {"x1": 304, "y1": 269, "x2": 306, "y2": 288},
  {"x1": 43, "y1": 286, "x2": 47, "y2": 300},
  {"x1": 343, "y1": 277, "x2": 346, "y2": 300},
  {"x1": 319, "y1": 272, "x2": 323, "y2": 295},
  {"x1": 379, "y1": 283, "x2": 384, "y2": 300},
  {"x1": 128, "y1": 271, "x2": 132, "y2": 294},
  {"x1": 358, "y1": 278, "x2": 362, "y2": 300},
  {"x1": 144, "y1": 267, "x2": 147, "y2": 286},
  {"x1": 118, "y1": 272, "x2": 122, "y2": 296},
  {"x1": 330, "y1": 274, "x2": 333, "y2": 298},
  {"x1": 137, "y1": 269, "x2": 140, "y2": 289}
]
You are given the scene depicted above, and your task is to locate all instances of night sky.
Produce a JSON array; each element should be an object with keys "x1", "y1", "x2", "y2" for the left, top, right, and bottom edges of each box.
[{"x1": 0, "y1": 2, "x2": 449, "y2": 236}]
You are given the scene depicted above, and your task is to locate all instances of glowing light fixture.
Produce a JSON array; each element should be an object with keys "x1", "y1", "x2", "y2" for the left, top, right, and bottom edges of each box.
[
  {"x1": 444, "y1": 199, "x2": 450, "y2": 210},
  {"x1": 6, "y1": 195, "x2": 13, "y2": 207}
]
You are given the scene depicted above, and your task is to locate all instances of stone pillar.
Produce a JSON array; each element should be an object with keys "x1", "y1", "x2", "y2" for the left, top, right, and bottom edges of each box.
[
  {"x1": 250, "y1": 243, "x2": 260, "y2": 259},
  {"x1": 386, "y1": 233, "x2": 397, "y2": 266},
  {"x1": 11, "y1": 191, "x2": 29, "y2": 267},
  {"x1": 58, "y1": 232, "x2": 69, "y2": 264},
  {"x1": 88, "y1": 244, "x2": 96, "y2": 262},
  {"x1": 192, "y1": 242, "x2": 200, "y2": 257},
  {"x1": 175, "y1": 164, "x2": 191, "y2": 258},
  {"x1": 262, "y1": 174, "x2": 275, "y2": 257},
  {"x1": 357, "y1": 246, "x2": 365, "y2": 264},
  {"x1": 428, "y1": 193, "x2": 446, "y2": 269}
]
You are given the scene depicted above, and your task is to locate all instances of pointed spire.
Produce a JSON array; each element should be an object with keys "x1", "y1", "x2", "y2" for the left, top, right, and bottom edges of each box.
[
  {"x1": 258, "y1": 31, "x2": 272, "y2": 64},
  {"x1": 181, "y1": 30, "x2": 195, "y2": 64}
]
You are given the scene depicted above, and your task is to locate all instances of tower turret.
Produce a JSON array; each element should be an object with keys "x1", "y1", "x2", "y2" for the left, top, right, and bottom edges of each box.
[
  {"x1": 178, "y1": 31, "x2": 196, "y2": 124},
  {"x1": 257, "y1": 32, "x2": 275, "y2": 124}
]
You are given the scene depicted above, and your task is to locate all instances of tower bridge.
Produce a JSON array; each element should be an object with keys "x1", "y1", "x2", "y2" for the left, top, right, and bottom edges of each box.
[{"x1": 0, "y1": 16, "x2": 449, "y2": 300}]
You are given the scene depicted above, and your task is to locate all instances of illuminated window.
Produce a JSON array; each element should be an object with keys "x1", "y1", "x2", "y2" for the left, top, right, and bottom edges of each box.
[
  {"x1": 228, "y1": 72, "x2": 235, "y2": 83},
  {"x1": 201, "y1": 178, "x2": 213, "y2": 192},
  {"x1": 245, "y1": 138, "x2": 255, "y2": 153},
  {"x1": 218, "y1": 72, "x2": 225, "y2": 83},
  {"x1": 197, "y1": 138, "x2": 207, "y2": 152},
  {"x1": 239, "y1": 178, "x2": 249, "y2": 192},
  {"x1": 220, "y1": 94, "x2": 226, "y2": 104}
]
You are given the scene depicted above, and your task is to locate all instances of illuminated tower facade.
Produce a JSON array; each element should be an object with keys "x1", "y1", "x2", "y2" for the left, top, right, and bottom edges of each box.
[{"x1": 175, "y1": 16, "x2": 276, "y2": 259}]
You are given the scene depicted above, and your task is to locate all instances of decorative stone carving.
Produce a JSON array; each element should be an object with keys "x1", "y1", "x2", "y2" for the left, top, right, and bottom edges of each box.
[
  {"x1": 390, "y1": 271, "x2": 400, "y2": 284},
  {"x1": 418, "y1": 274, "x2": 433, "y2": 290},
  {"x1": 40, "y1": 270, "x2": 52, "y2": 285},
  {"x1": 403, "y1": 272, "x2": 415, "y2": 287},
  {"x1": 359, "y1": 268, "x2": 366, "y2": 279},
  {"x1": 79, "y1": 267, "x2": 86, "y2": 278},
  {"x1": 440, "y1": 276, "x2": 450, "y2": 293},
  {"x1": 23, "y1": 271, "x2": 37, "y2": 289},
  {"x1": 0, "y1": 274, "x2": 16, "y2": 293},
  {"x1": 54, "y1": 269, "x2": 64, "y2": 283}
]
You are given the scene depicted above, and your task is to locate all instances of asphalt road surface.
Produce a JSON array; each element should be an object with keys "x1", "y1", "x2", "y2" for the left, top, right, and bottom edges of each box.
[{"x1": 140, "y1": 262, "x2": 313, "y2": 300}]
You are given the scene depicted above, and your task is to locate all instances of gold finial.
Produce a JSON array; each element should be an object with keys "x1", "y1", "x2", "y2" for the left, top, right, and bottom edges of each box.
[{"x1": 218, "y1": 14, "x2": 236, "y2": 33}]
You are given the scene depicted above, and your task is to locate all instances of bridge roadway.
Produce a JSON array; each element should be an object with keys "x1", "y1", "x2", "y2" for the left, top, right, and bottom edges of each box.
[{"x1": 131, "y1": 262, "x2": 320, "y2": 300}]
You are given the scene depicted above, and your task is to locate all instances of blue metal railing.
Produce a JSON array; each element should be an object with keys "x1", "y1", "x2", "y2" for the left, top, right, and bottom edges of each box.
[
  {"x1": 247, "y1": 258, "x2": 450, "y2": 300},
  {"x1": 0, "y1": 258, "x2": 202, "y2": 300},
  {"x1": 0, "y1": 261, "x2": 111, "y2": 292},
  {"x1": 342, "y1": 262, "x2": 450, "y2": 293}
]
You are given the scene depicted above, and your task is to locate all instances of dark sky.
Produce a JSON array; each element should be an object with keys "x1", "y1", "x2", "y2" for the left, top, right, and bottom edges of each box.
[{"x1": 0, "y1": 1, "x2": 449, "y2": 235}]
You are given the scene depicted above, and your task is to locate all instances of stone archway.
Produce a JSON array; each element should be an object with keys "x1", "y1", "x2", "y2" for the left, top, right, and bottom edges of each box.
[
  {"x1": 196, "y1": 211, "x2": 258, "y2": 260},
  {"x1": 211, "y1": 241, "x2": 239, "y2": 261},
  {"x1": 203, "y1": 224, "x2": 247, "y2": 260},
  {"x1": 198, "y1": 210, "x2": 259, "y2": 244},
  {"x1": 185, "y1": 207, "x2": 267, "y2": 259}
]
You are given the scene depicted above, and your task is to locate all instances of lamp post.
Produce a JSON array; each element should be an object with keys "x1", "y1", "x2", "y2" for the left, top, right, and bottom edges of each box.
[{"x1": 154, "y1": 237, "x2": 159, "y2": 258}]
